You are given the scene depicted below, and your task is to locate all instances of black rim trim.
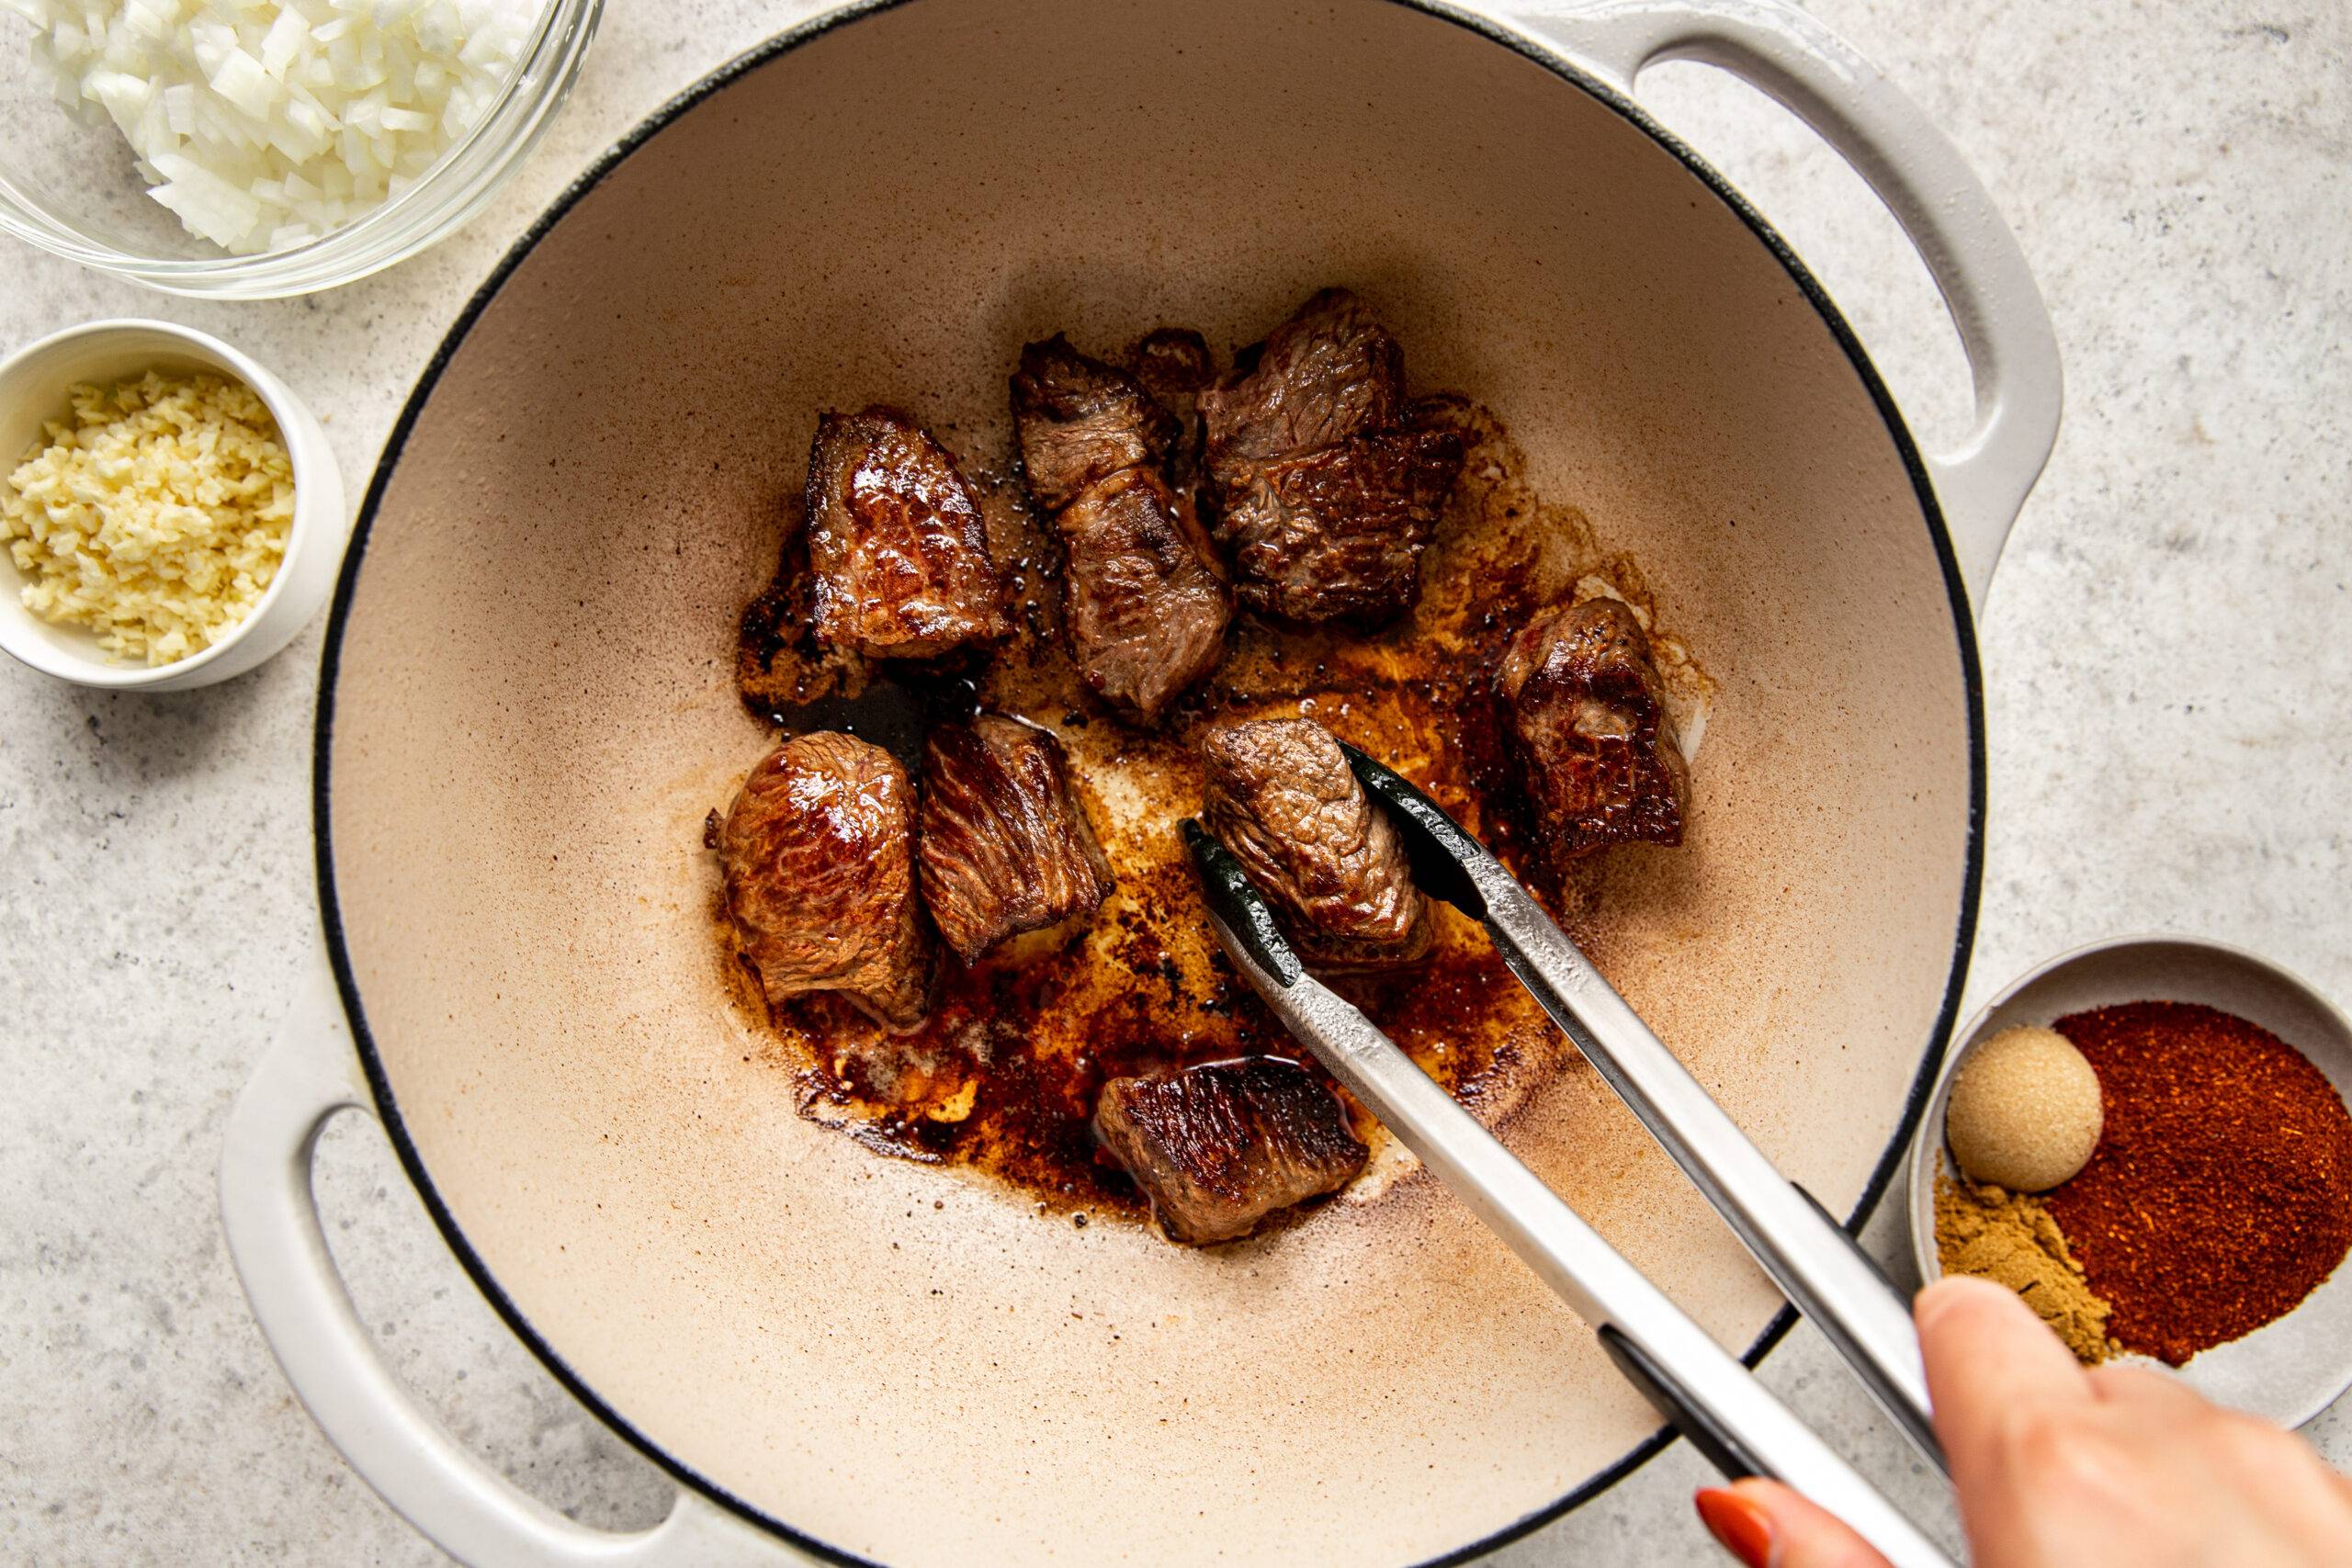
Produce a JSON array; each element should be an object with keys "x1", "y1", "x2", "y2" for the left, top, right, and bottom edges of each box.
[{"x1": 309, "y1": 2, "x2": 1984, "y2": 1562}]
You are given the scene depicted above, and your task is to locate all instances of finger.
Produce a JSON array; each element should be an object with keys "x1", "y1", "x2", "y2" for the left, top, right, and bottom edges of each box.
[
  {"x1": 1695, "y1": 1479, "x2": 1893, "y2": 1568},
  {"x1": 1915, "y1": 1275, "x2": 2091, "y2": 1483},
  {"x1": 2083, "y1": 1361, "x2": 2200, "y2": 1409}
]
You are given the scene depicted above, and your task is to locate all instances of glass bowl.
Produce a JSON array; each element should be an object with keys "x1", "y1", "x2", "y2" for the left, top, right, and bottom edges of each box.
[{"x1": 0, "y1": 0, "x2": 603, "y2": 299}]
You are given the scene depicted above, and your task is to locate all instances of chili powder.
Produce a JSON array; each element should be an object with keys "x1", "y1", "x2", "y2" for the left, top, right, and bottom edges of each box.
[{"x1": 2042, "y1": 1001, "x2": 2352, "y2": 1366}]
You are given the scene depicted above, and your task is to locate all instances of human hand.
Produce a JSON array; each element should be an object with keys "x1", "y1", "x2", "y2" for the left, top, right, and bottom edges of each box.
[{"x1": 1692, "y1": 1274, "x2": 2352, "y2": 1567}]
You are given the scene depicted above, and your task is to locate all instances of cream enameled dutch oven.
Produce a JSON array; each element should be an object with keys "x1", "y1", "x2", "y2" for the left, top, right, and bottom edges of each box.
[{"x1": 218, "y1": 2, "x2": 2062, "y2": 1562}]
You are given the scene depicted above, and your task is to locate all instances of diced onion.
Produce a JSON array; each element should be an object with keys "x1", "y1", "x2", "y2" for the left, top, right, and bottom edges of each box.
[{"x1": 17, "y1": 0, "x2": 548, "y2": 256}]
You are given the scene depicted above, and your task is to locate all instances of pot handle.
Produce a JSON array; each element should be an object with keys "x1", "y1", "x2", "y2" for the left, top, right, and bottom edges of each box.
[
  {"x1": 218, "y1": 955, "x2": 799, "y2": 1566},
  {"x1": 1499, "y1": 0, "x2": 2063, "y2": 608}
]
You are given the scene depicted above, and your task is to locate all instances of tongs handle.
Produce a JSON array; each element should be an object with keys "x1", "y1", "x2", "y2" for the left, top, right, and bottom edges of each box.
[
  {"x1": 1484, "y1": 877, "x2": 1944, "y2": 1469},
  {"x1": 1340, "y1": 749, "x2": 1944, "y2": 1472},
  {"x1": 1250, "y1": 964, "x2": 1951, "y2": 1568}
]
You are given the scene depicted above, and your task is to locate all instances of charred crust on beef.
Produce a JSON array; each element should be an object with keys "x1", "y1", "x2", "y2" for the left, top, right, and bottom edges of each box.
[
  {"x1": 1497, "y1": 595, "x2": 1689, "y2": 867},
  {"x1": 718, "y1": 731, "x2": 933, "y2": 1031},
  {"x1": 918, "y1": 715, "x2": 1114, "y2": 964},
  {"x1": 1197, "y1": 716, "x2": 1432, "y2": 970},
  {"x1": 734, "y1": 520, "x2": 875, "y2": 720},
  {"x1": 803, "y1": 408, "x2": 1010, "y2": 661},
  {"x1": 1197, "y1": 289, "x2": 1464, "y2": 625},
  {"x1": 1093, "y1": 1057, "x2": 1368, "y2": 1245}
]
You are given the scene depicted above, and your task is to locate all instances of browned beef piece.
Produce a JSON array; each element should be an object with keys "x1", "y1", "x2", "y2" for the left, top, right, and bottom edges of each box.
[
  {"x1": 1127, "y1": 327, "x2": 1216, "y2": 404},
  {"x1": 1010, "y1": 336, "x2": 1181, "y2": 513},
  {"x1": 1094, "y1": 1057, "x2": 1368, "y2": 1245},
  {"x1": 1197, "y1": 716, "x2": 1431, "y2": 970},
  {"x1": 1497, "y1": 595, "x2": 1689, "y2": 867},
  {"x1": 1197, "y1": 289, "x2": 1464, "y2": 625},
  {"x1": 1126, "y1": 327, "x2": 1216, "y2": 488},
  {"x1": 1056, "y1": 468, "x2": 1230, "y2": 722},
  {"x1": 1199, "y1": 289, "x2": 1405, "y2": 475},
  {"x1": 1011, "y1": 337, "x2": 1231, "y2": 722},
  {"x1": 917, "y1": 715, "x2": 1114, "y2": 964},
  {"x1": 718, "y1": 731, "x2": 933, "y2": 1030},
  {"x1": 803, "y1": 409, "x2": 1009, "y2": 661},
  {"x1": 1216, "y1": 425, "x2": 1461, "y2": 626}
]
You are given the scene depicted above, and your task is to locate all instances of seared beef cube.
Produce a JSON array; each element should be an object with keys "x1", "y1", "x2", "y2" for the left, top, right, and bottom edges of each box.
[
  {"x1": 918, "y1": 715, "x2": 1114, "y2": 964},
  {"x1": 1094, "y1": 1057, "x2": 1368, "y2": 1245},
  {"x1": 803, "y1": 409, "x2": 1009, "y2": 660},
  {"x1": 1057, "y1": 467, "x2": 1231, "y2": 723},
  {"x1": 1216, "y1": 425, "x2": 1461, "y2": 625},
  {"x1": 1497, "y1": 596, "x2": 1689, "y2": 866},
  {"x1": 718, "y1": 731, "x2": 933, "y2": 1030},
  {"x1": 1199, "y1": 288, "x2": 1405, "y2": 477},
  {"x1": 1197, "y1": 289, "x2": 1463, "y2": 626},
  {"x1": 1011, "y1": 336, "x2": 1181, "y2": 513},
  {"x1": 1126, "y1": 327, "x2": 1216, "y2": 486},
  {"x1": 1127, "y1": 327, "x2": 1216, "y2": 403},
  {"x1": 1198, "y1": 716, "x2": 1431, "y2": 970},
  {"x1": 1012, "y1": 336, "x2": 1231, "y2": 721}
]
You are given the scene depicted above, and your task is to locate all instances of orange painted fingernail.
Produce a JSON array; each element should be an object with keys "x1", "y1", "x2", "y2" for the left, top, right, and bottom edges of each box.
[{"x1": 1695, "y1": 1487, "x2": 1775, "y2": 1568}]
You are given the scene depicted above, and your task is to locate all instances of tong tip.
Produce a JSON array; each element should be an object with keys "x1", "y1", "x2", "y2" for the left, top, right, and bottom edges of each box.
[
  {"x1": 1335, "y1": 742, "x2": 1492, "y2": 918},
  {"x1": 1181, "y1": 819, "x2": 1304, "y2": 987}
]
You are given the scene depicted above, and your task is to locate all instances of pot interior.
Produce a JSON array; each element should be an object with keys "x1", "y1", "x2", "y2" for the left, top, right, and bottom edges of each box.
[{"x1": 322, "y1": 1, "x2": 1976, "y2": 1562}]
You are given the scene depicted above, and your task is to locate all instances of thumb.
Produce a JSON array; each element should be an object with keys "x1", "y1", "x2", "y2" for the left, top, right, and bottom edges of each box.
[{"x1": 1696, "y1": 1479, "x2": 1894, "y2": 1568}]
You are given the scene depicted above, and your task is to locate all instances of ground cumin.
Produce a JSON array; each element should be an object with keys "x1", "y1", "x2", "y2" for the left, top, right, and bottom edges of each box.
[
  {"x1": 1934, "y1": 1174, "x2": 2116, "y2": 1363},
  {"x1": 2043, "y1": 1001, "x2": 2352, "y2": 1366}
]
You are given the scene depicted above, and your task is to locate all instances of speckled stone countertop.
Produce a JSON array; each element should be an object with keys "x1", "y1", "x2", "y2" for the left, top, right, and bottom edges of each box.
[{"x1": 2, "y1": 2, "x2": 2346, "y2": 1562}]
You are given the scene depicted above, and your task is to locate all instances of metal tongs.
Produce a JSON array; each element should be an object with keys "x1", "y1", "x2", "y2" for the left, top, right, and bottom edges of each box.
[{"x1": 1180, "y1": 746, "x2": 1951, "y2": 1568}]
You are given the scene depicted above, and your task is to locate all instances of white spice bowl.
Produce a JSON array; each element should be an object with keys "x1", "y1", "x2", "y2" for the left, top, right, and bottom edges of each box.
[
  {"x1": 1906, "y1": 933, "x2": 2352, "y2": 1427},
  {"x1": 0, "y1": 319, "x2": 347, "y2": 691}
]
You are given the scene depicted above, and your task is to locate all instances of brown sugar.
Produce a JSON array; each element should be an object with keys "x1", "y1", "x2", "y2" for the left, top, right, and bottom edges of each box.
[{"x1": 1945, "y1": 1024, "x2": 2103, "y2": 1191}]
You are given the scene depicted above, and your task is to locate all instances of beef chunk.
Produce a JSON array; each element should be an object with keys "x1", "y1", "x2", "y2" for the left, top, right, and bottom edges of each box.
[
  {"x1": 1198, "y1": 289, "x2": 1463, "y2": 625},
  {"x1": 718, "y1": 731, "x2": 933, "y2": 1030},
  {"x1": 1094, "y1": 1057, "x2": 1368, "y2": 1245},
  {"x1": 803, "y1": 408, "x2": 1009, "y2": 660},
  {"x1": 1200, "y1": 288, "x2": 1405, "y2": 472},
  {"x1": 1215, "y1": 425, "x2": 1461, "y2": 626},
  {"x1": 1497, "y1": 595, "x2": 1689, "y2": 867},
  {"x1": 918, "y1": 715, "x2": 1114, "y2": 964},
  {"x1": 1056, "y1": 468, "x2": 1230, "y2": 722},
  {"x1": 1126, "y1": 327, "x2": 1216, "y2": 487},
  {"x1": 1011, "y1": 336, "x2": 1181, "y2": 513},
  {"x1": 1012, "y1": 337, "x2": 1231, "y2": 722},
  {"x1": 1127, "y1": 327, "x2": 1216, "y2": 404},
  {"x1": 1198, "y1": 716, "x2": 1431, "y2": 970}
]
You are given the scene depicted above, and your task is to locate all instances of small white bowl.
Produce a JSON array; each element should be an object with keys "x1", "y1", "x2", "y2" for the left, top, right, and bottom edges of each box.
[
  {"x1": 1908, "y1": 934, "x2": 2352, "y2": 1427},
  {"x1": 0, "y1": 320, "x2": 347, "y2": 691}
]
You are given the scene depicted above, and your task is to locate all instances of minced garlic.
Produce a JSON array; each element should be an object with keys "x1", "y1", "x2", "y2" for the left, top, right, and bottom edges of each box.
[{"x1": 3, "y1": 369, "x2": 294, "y2": 666}]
